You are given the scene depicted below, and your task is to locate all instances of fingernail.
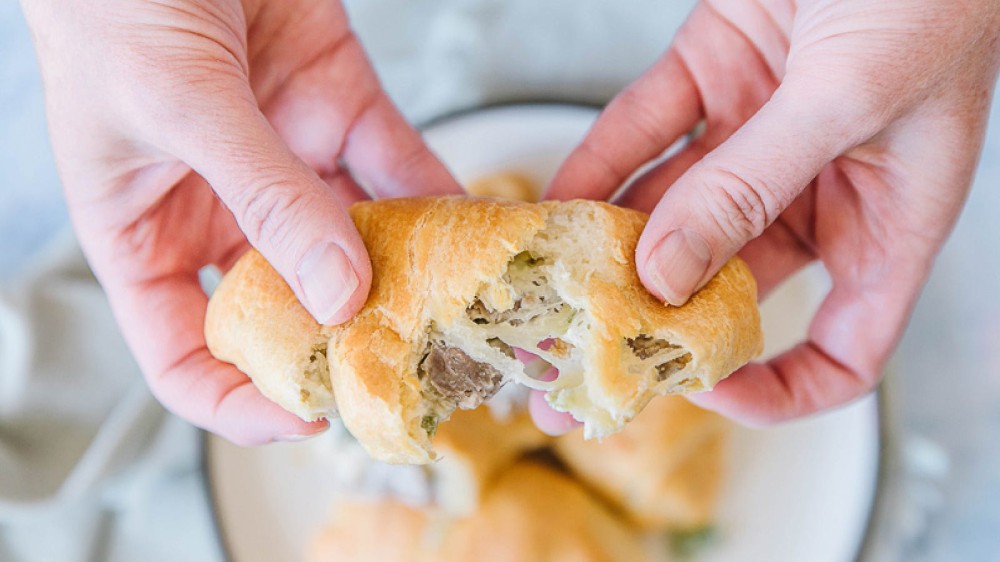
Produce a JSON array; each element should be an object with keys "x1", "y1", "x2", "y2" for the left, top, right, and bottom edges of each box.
[
  {"x1": 647, "y1": 229, "x2": 712, "y2": 306},
  {"x1": 274, "y1": 432, "x2": 323, "y2": 443},
  {"x1": 296, "y1": 243, "x2": 360, "y2": 324}
]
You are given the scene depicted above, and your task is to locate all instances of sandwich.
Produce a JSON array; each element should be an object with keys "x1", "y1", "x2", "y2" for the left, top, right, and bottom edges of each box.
[{"x1": 205, "y1": 196, "x2": 762, "y2": 463}]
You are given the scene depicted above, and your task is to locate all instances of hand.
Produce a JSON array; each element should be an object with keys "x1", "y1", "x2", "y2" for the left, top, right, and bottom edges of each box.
[
  {"x1": 22, "y1": 0, "x2": 461, "y2": 445},
  {"x1": 546, "y1": 0, "x2": 1000, "y2": 425}
]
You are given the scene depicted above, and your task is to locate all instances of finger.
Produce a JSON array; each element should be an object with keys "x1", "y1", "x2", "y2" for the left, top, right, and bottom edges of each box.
[
  {"x1": 108, "y1": 275, "x2": 327, "y2": 445},
  {"x1": 342, "y1": 93, "x2": 463, "y2": 198},
  {"x1": 620, "y1": 145, "x2": 819, "y2": 301},
  {"x1": 621, "y1": 145, "x2": 818, "y2": 301},
  {"x1": 263, "y1": 32, "x2": 461, "y2": 198},
  {"x1": 688, "y1": 275, "x2": 918, "y2": 424},
  {"x1": 635, "y1": 77, "x2": 884, "y2": 306},
  {"x1": 684, "y1": 345, "x2": 871, "y2": 426},
  {"x1": 734, "y1": 184, "x2": 818, "y2": 300},
  {"x1": 546, "y1": 50, "x2": 702, "y2": 202},
  {"x1": 524, "y1": 365, "x2": 581, "y2": 435},
  {"x1": 165, "y1": 86, "x2": 372, "y2": 326},
  {"x1": 613, "y1": 138, "x2": 711, "y2": 213},
  {"x1": 530, "y1": 390, "x2": 582, "y2": 436}
]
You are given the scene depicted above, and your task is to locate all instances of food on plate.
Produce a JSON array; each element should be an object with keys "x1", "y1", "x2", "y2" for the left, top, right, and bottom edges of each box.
[
  {"x1": 554, "y1": 396, "x2": 727, "y2": 531},
  {"x1": 431, "y1": 407, "x2": 550, "y2": 515},
  {"x1": 305, "y1": 376, "x2": 729, "y2": 561},
  {"x1": 206, "y1": 196, "x2": 762, "y2": 463},
  {"x1": 307, "y1": 462, "x2": 654, "y2": 562},
  {"x1": 465, "y1": 171, "x2": 540, "y2": 201},
  {"x1": 307, "y1": 500, "x2": 431, "y2": 562},
  {"x1": 438, "y1": 462, "x2": 654, "y2": 562}
]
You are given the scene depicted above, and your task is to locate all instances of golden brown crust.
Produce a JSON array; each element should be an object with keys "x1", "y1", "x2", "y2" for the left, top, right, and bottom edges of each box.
[
  {"x1": 329, "y1": 197, "x2": 548, "y2": 463},
  {"x1": 205, "y1": 196, "x2": 762, "y2": 463},
  {"x1": 306, "y1": 500, "x2": 430, "y2": 562},
  {"x1": 466, "y1": 171, "x2": 540, "y2": 202},
  {"x1": 432, "y1": 408, "x2": 550, "y2": 514},
  {"x1": 307, "y1": 463, "x2": 651, "y2": 562},
  {"x1": 205, "y1": 249, "x2": 333, "y2": 420},
  {"x1": 554, "y1": 396, "x2": 727, "y2": 531},
  {"x1": 438, "y1": 462, "x2": 652, "y2": 562},
  {"x1": 535, "y1": 201, "x2": 763, "y2": 436}
]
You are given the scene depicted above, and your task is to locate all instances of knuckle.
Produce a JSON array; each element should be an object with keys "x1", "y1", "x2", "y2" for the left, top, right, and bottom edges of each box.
[
  {"x1": 233, "y1": 178, "x2": 314, "y2": 248},
  {"x1": 780, "y1": 72, "x2": 892, "y2": 139},
  {"x1": 701, "y1": 168, "x2": 773, "y2": 243},
  {"x1": 392, "y1": 143, "x2": 437, "y2": 185},
  {"x1": 576, "y1": 137, "x2": 623, "y2": 183},
  {"x1": 613, "y1": 88, "x2": 668, "y2": 149}
]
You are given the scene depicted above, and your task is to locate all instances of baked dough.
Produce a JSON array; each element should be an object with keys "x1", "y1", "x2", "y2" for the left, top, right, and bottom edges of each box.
[
  {"x1": 206, "y1": 196, "x2": 762, "y2": 463},
  {"x1": 432, "y1": 408, "x2": 549, "y2": 515},
  {"x1": 306, "y1": 500, "x2": 431, "y2": 562},
  {"x1": 307, "y1": 463, "x2": 652, "y2": 562},
  {"x1": 554, "y1": 396, "x2": 728, "y2": 531},
  {"x1": 437, "y1": 462, "x2": 652, "y2": 562},
  {"x1": 466, "y1": 171, "x2": 540, "y2": 201}
]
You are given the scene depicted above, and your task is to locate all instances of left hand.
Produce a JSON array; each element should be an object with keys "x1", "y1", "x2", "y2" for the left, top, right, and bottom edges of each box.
[{"x1": 23, "y1": 0, "x2": 462, "y2": 445}]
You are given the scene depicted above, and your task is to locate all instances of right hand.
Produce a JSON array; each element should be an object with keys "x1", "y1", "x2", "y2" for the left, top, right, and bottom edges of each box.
[
  {"x1": 546, "y1": 0, "x2": 1000, "y2": 427},
  {"x1": 22, "y1": 0, "x2": 462, "y2": 445}
]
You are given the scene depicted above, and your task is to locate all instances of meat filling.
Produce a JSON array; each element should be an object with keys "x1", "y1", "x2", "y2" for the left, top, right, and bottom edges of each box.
[
  {"x1": 626, "y1": 335, "x2": 680, "y2": 359},
  {"x1": 625, "y1": 335, "x2": 693, "y2": 382},
  {"x1": 421, "y1": 343, "x2": 508, "y2": 410},
  {"x1": 656, "y1": 354, "x2": 692, "y2": 381}
]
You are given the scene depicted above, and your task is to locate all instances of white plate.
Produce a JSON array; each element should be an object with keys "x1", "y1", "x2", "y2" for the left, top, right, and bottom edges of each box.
[{"x1": 205, "y1": 104, "x2": 880, "y2": 562}]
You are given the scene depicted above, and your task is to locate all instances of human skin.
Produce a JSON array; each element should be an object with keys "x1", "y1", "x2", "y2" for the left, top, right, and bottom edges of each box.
[
  {"x1": 537, "y1": 0, "x2": 1000, "y2": 431},
  {"x1": 21, "y1": 0, "x2": 462, "y2": 445}
]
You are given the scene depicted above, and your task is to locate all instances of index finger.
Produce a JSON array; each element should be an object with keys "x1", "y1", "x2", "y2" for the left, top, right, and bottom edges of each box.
[
  {"x1": 546, "y1": 50, "x2": 702, "y2": 202},
  {"x1": 687, "y1": 280, "x2": 916, "y2": 424},
  {"x1": 109, "y1": 274, "x2": 326, "y2": 446}
]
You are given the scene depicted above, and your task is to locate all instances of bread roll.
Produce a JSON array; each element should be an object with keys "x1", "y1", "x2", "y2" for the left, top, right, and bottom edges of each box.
[
  {"x1": 307, "y1": 500, "x2": 431, "y2": 562},
  {"x1": 432, "y1": 408, "x2": 549, "y2": 515},
  {"x1": 206, "y1": 196, "x2": 762, "y2": 463},
  {"x1": 438, "y1": 462, "x2": 652, "y2": 562},
  {"x1": 555, "y1": 396, "x2": 727, "y2": 531},
  {"x1": 466, "y1": 171, "x2": 540, "y2": 201},
  {"x1": 308, "y1": 463, "x2": 652, "y2": 562}
]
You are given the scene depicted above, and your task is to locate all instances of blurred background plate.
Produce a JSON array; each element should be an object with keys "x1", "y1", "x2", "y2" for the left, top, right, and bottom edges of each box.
[{"x1": 205, "y1": 104, "x2": 882, "y2": 562}]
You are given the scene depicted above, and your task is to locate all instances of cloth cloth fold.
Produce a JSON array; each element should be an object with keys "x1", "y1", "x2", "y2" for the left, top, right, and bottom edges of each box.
[{"x1": 0, "y1": 233, "x2": 219, "y2": 561}]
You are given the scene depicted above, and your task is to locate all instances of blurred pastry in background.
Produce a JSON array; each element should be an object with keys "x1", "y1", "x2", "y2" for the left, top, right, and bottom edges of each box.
[
  {"x1": 306, "y1": 406, "x2": 547, "y2": 516},
  {"x1": 306, "y1": 396, "x2": 728, "y2": 561},
  {"x1": 432, "y1": 407, "x2": 550, "y2": 515},
  {"x1": 465, "y1": 171, "x2": 540, "y2": 201},
  {"x1": 307, "y1": 500, "x2": 432, "y2": 562},
  {"x1": 555, "y1": 396, "x2": 727, "y2": 531},
  {"x1": 438, "y1": 462, "x2": 652, "y2": 562},
  {"x1": 308, "y1": 462, "x2": 652, "y2": 562}
]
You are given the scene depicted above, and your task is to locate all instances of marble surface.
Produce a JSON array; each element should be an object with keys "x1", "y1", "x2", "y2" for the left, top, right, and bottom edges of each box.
[{"x1": 1, "y1": 1, "x2": 999, "y2": 560}]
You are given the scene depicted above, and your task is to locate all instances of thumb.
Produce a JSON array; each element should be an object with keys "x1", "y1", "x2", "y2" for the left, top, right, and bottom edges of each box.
[
  {"x1": 635, "y1": 80, "x2": 880, "y2": 305},
  {"x1": 168, "y1": 91, "x2": 372, "y2": 325}
]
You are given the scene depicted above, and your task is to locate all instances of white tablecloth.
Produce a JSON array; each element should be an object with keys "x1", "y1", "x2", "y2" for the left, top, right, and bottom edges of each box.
[{"x1": 2, "y1": 1, "x2": 999, "y2": 560}]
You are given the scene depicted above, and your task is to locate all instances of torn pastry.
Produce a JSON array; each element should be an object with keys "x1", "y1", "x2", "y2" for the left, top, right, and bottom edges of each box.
[{"x1": 205, "y1": 196, "x2": 763, "y2": 463}]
